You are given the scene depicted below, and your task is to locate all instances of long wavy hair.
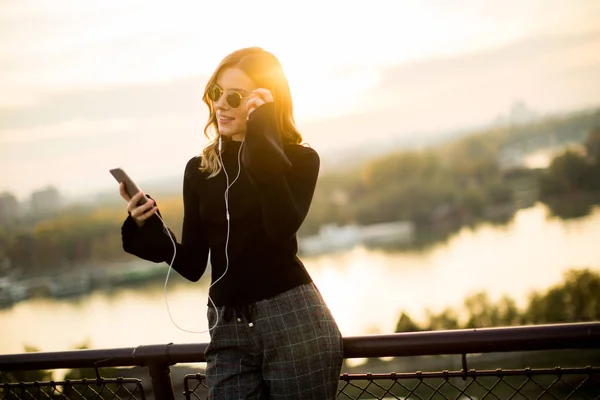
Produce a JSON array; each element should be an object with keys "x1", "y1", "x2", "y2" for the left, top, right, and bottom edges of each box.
[{"x1": 200, "y1": 47, "x2": 302, "y2": 177}]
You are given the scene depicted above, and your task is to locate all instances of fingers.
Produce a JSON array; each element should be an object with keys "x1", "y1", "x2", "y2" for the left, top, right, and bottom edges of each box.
[
  {"x1": 127, "y1": 192, "x2": 157, "y2": 222},
  {"x1": 246, "y1": 89, "x2": 272, "y2": 118},
  {"x1": 246, "y1": 97, "x2": 263, "y2": 117},
  {"x1": 127, "y1": 192, "x2": 149, "y2": 213},
  {"x1": 134, "y1": 204, "x2": 158, "y2": 223},
  {"x1": 118, "y1": 183, "x2": 157, "y2": 225},
  {"x1": 252, "y1": 88, "x2": 273, "y2": 102},
  {"x1": 119, "y1": 182, "x2": 131, "y2": 201}
]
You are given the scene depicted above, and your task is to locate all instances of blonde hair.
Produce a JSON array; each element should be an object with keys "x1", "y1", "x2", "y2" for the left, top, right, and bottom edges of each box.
[{"x1": 200, "y1": 47, "x2": 302, "y2": 177}]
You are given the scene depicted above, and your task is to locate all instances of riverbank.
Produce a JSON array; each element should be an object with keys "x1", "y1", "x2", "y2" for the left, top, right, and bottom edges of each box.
[{"x1": 0, "y1": 261, "x2": 172, "y2": 309}]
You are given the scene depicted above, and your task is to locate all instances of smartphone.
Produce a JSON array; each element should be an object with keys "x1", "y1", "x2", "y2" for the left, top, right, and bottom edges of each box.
[{"x1": 109, "y1": 168, "x2": 148, "y2": 205}]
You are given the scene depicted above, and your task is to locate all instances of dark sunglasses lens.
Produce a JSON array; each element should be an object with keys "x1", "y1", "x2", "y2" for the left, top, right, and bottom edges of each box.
[
  {"x1": 208, "y1": 85, "x2": 222, "y2": 102},
  {"x1": 226, "y1": 93, "x2": 242, "y2": 108}
]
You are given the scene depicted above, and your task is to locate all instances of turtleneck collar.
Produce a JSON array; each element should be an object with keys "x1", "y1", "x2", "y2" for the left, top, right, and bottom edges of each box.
[{"x1": 223, "y1": 139, "x2": 243, "y2": 152}]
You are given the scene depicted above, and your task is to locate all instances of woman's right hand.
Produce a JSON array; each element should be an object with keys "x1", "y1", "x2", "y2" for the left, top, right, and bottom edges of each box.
[{"x1": 119, "y1": 182, "x2": 158, "y2": 227}]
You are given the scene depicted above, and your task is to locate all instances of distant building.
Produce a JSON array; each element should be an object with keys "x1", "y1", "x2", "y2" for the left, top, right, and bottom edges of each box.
[
  {"x1": 0, "y1": 193, "x2": 19, "y2": 224},
  {"x1": 31, "y1": 187, "x2": 61, "y2": 216},
  {"x1": 299, "y1": 221, "x2": 414, "y2": 257},
  {"x1": 494, "y1": 101, "x2": 539, "y2": 127}
]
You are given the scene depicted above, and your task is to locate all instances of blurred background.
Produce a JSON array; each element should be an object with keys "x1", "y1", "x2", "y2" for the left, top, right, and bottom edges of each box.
[{"x1": 1, "y1": 0, "x2": 599, "y2": 369}]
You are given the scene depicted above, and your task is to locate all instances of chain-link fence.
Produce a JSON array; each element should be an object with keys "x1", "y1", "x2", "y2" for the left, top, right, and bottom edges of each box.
[
  {"x1": 0, "y1": 377, "x2": 145, "y2": 400},
  {"x1": 183, "y1": 374, "x2": 208, "y2": 399},
  {"x1": 179, "y1": 367, "x2": 600, "y2": 399},
  {"x1": 1, "y1": 367, "x2": 599, "y2": 399},
  {"x1": 336, "y1": 367, "x2": 600, "y2": 400},
  {"x1": 1, "y1": 323, "x2": 599, "y2": 400}
]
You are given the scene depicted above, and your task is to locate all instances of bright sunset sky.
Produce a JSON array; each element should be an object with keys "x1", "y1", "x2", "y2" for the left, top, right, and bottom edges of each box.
[{"x1": 1, "y1": 0, "x2": 599, "y2": 201}]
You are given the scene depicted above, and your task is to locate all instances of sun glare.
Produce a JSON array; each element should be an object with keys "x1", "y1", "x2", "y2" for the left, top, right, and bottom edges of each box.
[{"x1": 280, "y1": 55, "x2": 381, "y2": 122}]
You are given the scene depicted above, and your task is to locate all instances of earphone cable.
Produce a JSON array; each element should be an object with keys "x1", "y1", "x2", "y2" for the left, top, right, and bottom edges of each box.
[{"x1": 159, "y1": 137, "x2": 244, "y2": 334}]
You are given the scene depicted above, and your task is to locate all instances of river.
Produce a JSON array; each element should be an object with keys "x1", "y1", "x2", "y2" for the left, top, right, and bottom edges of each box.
[{"x1": 1, "y1": 202, "x2": 600, "y2": 356}]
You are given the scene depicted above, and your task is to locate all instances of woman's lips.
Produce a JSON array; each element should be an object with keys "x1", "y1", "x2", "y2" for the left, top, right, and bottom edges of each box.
[{"x1": 218, "y1": 116, "x2": 234, "y2": 124}]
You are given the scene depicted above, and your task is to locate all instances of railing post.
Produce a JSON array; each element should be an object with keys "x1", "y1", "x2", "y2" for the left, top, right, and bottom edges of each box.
[
  {"x1": 133, "y1": 344, "x2": 177, "y2": 400},
  {"x1": 147, "y1": 361, "x2": 175, "y2": 400}
]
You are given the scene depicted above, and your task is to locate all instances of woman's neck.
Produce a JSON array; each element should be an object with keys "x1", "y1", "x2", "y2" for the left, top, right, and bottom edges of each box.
[{"x1": 231, "y1": 132, "x2": 245, "y2": 142}]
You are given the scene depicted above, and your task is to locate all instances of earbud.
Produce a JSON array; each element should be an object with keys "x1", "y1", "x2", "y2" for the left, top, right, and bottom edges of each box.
[{"x1": 218, "y1": 135, "x2": 222, "y2": 152}]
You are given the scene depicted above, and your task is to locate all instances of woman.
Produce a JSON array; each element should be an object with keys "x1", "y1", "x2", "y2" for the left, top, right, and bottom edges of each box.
[{"x1": 119, "y1": 47, "x2": 344, "y2": 399}]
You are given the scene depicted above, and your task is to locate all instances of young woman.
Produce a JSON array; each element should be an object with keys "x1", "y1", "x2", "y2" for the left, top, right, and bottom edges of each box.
[{"x1": 119, "y1": 47, "x2": 344, "y2": 399}]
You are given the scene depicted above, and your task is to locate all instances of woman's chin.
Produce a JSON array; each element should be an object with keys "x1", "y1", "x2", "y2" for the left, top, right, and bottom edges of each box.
[{"x1": 218, "y1": 127, "x2": 244, "y2": 139}]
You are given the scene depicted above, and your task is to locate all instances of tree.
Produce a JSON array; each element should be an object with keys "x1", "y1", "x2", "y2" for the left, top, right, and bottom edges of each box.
[
  {"x1": 523, "y1": 269, "x2": 600, "y2": 324},
  {"x1": 424, "y1": 308, "x2": 460, "y2": 331},
  {"x1": 395, "y1": 312, "x2": 421, "y2": 332},
  {"x1": 538, "y1": 151, "x2": 594, "y2": 198},
  {"x1": 584, "y1": 126, "x2": 600, "y2": 161},
  {"x1": 0, "y1": 345, "x2": 52, "y2": 384}
]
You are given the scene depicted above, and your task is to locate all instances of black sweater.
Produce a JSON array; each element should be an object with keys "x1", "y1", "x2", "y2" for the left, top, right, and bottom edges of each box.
[{"x1": 121, "y1": 103, "x2": 319, "y2": 307}]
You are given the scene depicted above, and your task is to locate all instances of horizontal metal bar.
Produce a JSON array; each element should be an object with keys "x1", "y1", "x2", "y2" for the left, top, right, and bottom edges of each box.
[
  {"x1": 0, "y1": 347, "x2": 139, "y2": 371},
  {"x1": 342, "y1": 322, "x2": 600, "y2": 358},
  {"x1": 0, "y1": 322, "x2": 598, "y2": 371},
  {"x1": 0, "y1": 343, "x2": 210, "y2": 371},
  {"x1": 339, "y1": 367, "x2": 600, "y2": 381},
  {"x1": 0, "y1": 377, "x2": 143, "y2": 388}
]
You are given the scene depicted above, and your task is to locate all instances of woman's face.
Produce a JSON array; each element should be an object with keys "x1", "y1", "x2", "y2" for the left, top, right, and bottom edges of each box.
[{"x1": 212, "y1": 67, "x2": 256, "y2": 141}]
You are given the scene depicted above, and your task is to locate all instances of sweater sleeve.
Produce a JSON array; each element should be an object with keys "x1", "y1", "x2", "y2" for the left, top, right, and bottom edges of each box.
[
  {"x1": 120, "y1": 157, "x2": 209, "y2": 282},
  {"x1": 121, "y1": 194, "x2": 174, "y2": 263},
  {"x1": 174, "y1": 157, "x2": 210, "y2": 281},
  {"x1": 241, "y1": 102, "x2": 320, "y2": 241}
]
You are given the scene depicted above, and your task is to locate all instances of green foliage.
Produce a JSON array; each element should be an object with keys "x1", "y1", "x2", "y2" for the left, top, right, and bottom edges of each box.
[
  {"x1": 395, "y1": 312, "x2": 421, "y2": 333},
  {"x1": 424, "y1": 308, "x2": 461, "y2": 331},
  {"x1": 2, "y1": 110, "x2": 600, "y2": 271},
  {"x1": 525, "y1": 269, "x2": 600, "y2": 324},
  {"x1": 395, "y1": 268, "x2": 600, "y2": 332},
  {"x1": 0, "y1": 341, "x2": 124, "y2": 396},
  {"x1": 584, "y1": 126, "x2": 600, "y2": 160},
  {"x1": 302, "y1": 113, "x2": 600, "y2": 237},
  {"x1": 305, "y1": 137, "x2": 513, "y2": 232},
  {"x1": 463, "y1": 293, "x2": 521, "y2": 328},
  {"x1": 538, "y1": 150, "x2": 597, "y2": 197},
  {"x1": 2, "y1": 203, "x2": 183, "y2": 276},
  {"x1": 539, "y1": 127, "x2": 600, "y2": 203},
  {"x1": 0, "y1": 345, "x2": 52, "y2": 384}
]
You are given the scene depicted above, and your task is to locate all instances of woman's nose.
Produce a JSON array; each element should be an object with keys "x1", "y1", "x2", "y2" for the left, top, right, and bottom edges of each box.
[{"x1": 214, "y1": 95, "x2": 229, "y2": 110}]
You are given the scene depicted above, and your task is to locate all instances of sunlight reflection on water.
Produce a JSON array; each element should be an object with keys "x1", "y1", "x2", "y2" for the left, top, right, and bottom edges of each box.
[{"x1": 2, "y1": 204, "x2": 600, "y2": 356}]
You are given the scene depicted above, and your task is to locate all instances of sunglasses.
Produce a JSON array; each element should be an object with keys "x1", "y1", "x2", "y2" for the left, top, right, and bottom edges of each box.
[{"x1": 207, "y1": 84, "x2": 251, "y2": 108}]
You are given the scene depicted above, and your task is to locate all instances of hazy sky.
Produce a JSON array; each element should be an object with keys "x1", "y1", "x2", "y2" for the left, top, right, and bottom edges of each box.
[{"x1": 1, "y1": 0, "x2": 599, "y2": 201}]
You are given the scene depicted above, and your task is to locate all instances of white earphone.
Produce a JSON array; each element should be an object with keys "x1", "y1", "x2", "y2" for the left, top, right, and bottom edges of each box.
[{"x1": 157, "y1": 133, "x2": 242, "y2": 334}]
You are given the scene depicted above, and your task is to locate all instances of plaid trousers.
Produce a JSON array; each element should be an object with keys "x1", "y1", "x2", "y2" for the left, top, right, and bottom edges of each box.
[{"x1": 205, "y1": 282, "x2": 344, "y2": 399}]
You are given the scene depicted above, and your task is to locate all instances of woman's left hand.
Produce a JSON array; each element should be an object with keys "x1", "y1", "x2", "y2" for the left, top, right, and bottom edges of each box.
[{"x1": 246, "y1": 88, "x2": 273, "y2": 118}]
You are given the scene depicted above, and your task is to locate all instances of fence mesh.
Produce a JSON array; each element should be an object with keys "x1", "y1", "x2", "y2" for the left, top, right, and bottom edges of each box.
[
  {"x1": 183, "y1": 367, "x2": 600, "y2": 400},
  {"x1": 0, "y1": 377, "x2": 145, "y2": 400}
]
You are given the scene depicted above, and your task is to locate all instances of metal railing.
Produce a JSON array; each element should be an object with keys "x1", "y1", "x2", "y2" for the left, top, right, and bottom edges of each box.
[
  {"x1": 334, "y1": 368, "x2": 600, "y2": 399},
  {"x1": 1, "y1": 378, "x2": 144, "y2": 399},
  {"x1": 1, "y1": 322, "x2": 599, "y2": 399}
]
